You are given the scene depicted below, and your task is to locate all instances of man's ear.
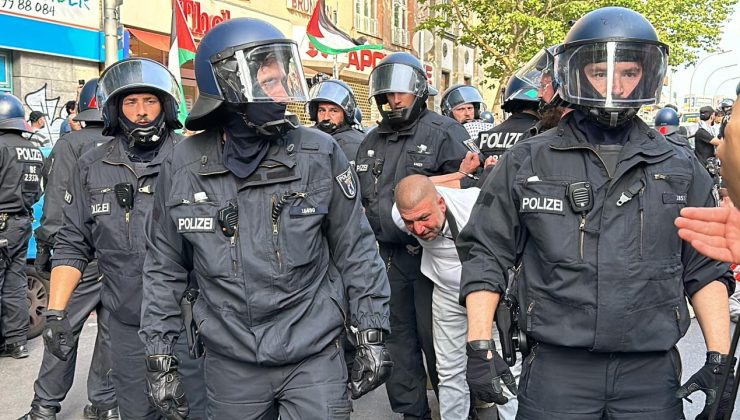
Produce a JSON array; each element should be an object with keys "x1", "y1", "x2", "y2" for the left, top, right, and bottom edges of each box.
[{"x1": 438, "y1": 195, "x2": 446, "y2": 214}]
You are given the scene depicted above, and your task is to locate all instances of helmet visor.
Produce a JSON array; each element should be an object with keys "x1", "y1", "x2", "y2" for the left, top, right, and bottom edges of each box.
[
  {"x1": 309, "y1": 81, "x2": 355, "y2": 114},
  {"x1": 212, "y1": 42, "x2": 309, "y2": 103},
  {"x1": 556, "y1": 41, "x2": 667, "y2": 108},
  {"x1": 97, "y1": 59, "x2": 181, "y2": 108},
  {"x1": 369, "y1": 63, "x2": 426, "y2": 97},
  {"x1": 515, "y1": 49, "x2": 552, "y2": 88},
  {"x1": 445, "y1": 86, "x2": 485, "y2": 111}
]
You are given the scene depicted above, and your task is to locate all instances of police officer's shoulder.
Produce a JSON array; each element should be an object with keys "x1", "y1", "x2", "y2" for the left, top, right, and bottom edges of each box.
[
  {"x1": 76, "y1": 137, "x2": 117, "y2": 167},
  {"x1": 170, "y1": 129, "x2": 219, "y2": 170},
  {"x1": 419, "y1": 110, "x2": 462, "y2": 129},
  {"x1": 293, "y1": 126, "x2": 335, "y2": 155}
]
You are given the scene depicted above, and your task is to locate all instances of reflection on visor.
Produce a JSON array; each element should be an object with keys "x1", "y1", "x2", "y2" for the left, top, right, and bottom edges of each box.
[
  {"x1": 309, "y1": 82, "x2": 354, "y2": 110},
  {"x1": 213, "y1": 43, "x2": 308, "y2": 103},
  {"x1": 446, "y1": 86, "x2": 484, "y2": 109},
  {"x1": 97, "y1": 59, "x2": 181, "y2": 107},
  {"x1": 516, "y1": 49, "x2": 552, "y2": 88},
  {"x1": 370, "y1": 63, "x2": 425, "y2": 97}
]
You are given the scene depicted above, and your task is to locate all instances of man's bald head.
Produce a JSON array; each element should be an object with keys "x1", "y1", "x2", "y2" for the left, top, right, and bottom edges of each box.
[
  {"x1": 395, "y1": 174, "x2": 438, "y2": 211},
  {"x1": 395, "y1": 175, "x2": 446, "y2": 241}
]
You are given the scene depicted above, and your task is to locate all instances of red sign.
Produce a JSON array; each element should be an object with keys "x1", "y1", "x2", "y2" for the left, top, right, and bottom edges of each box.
[
  {"x1": 180, "y1": 0, "x2": 231, "y2": 37},
  {"x1": 347, "y1": 50, "x2": 435, "y2": 83}
]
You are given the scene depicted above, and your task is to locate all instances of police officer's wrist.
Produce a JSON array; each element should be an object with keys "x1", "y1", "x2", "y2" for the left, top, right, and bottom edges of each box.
[
  {"x1": 44, "y1": 309, "x2": 67, "y2": 320},
  {"x1": 356, "y1": 329, "x2": 385, "y2": 345},
  {"x1": 457, "y1": 170, "x2": 479, "y2": 181},
  {"x1": 467, "y1": 339, "x2": 495, "y2": 351},
  {"x1": 706, "y1": 351, "x2": 736, "y2": 365},
  {"x1": 145, "y1": 354, "x2": 179, "y2": 372}
]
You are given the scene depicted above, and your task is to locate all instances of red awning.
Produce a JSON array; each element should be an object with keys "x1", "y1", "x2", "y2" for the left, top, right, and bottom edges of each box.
[{"x1": 128, "y1": 28, "x2": 170, "y2": 51}]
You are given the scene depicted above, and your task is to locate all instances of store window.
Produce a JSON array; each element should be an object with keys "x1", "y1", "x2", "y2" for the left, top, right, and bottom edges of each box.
[
  {"x1": 354, "y1": 0, "x2": 377, "y2": 36},
  {"x1": 392, "y1": 0, "x2": 408, "y2": 46},
  {"x1": 0, "y1": 50, "x2": 12, "y2": 93}
]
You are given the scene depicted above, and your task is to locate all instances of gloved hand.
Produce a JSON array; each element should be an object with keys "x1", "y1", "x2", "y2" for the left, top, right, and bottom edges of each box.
[
  {"x1": 42, "y1": 310, "x2": 74, "y2": 361},
  {"x1": 145, "y1": 355, "x2": 189, "y2": 420},
  {"x1": 349, "y1": 329, "x2": 393, "y2": 399},
  {"x1": 676, "y1": 351, "x2": 737, "y2": 420},
  {"x1": 34, "y1": 241, "x2": 52, "y2": 278},
  {"x1": 466, "y1": 339, "x2": 517, "y2": 405}
]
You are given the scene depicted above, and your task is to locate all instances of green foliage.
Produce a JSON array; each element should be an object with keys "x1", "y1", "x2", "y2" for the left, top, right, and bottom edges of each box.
[{"x1": 418, "y1": 0, "x2": 737, "y2": 102}]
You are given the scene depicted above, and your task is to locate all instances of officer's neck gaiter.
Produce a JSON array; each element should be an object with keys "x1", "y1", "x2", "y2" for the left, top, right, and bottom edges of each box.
[
  {"x1": 222, "y1": 110, "x2": 271, "y2": 179},
  {"x1": 124, "y1": 132, "x2": 166, "y2": 163},
  {"x1": 574, "y1": 110, "x2": 633, "y2": 145}
]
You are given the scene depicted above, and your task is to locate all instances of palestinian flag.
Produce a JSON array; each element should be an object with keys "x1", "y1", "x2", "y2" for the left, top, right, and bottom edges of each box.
[
  {"x1": 168, "y1": 0, "x2": 197, "y2": 125},
  {"x1": 307, "y1": 0, "x2": 382, "y2": 55}
]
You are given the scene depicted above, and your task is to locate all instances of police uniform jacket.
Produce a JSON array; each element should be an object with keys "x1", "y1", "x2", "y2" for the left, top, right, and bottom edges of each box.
[
  {"x1": 36, "y1": 126, "x2": 112, "y2": 246},
  {"x1": 356, "y1": 108, "x2": 472, "y2": 246},
  {"x1": 0, "y1": 131, "x2": 43, "y2": 214},
  {"x1": 331, "y1": 124, "x2": 364, "y2": 166},
  {"x1": 478, "y1": 112, "x2": 539, "y2": 161},
  {"x1": 139, "y1": 126, "x2": 390, "y2": 366},
  {"x1": 52, "y1": 133, "x2": 177, "y2": 326},
  {"x1": 458, "y1": 113, "x2": 733, "y2": 353}
]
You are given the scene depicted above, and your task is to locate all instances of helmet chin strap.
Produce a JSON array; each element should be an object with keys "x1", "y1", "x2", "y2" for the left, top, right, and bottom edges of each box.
[
  {"x1": 584, "y1": 107, "x2": 639, "y2": 128},
  {"x1": 316, "y1": 120, "x2": 339, "y2": 134},
  {"x1": 243, "y1": 115, "x2": 298, "y2": 137},
  {"x1": 118, "y1": 113, "x2": 166, "y2": 148}
]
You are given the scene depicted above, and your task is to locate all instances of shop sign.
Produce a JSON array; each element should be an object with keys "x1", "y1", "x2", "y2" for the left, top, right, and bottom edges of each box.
[
  {"x1": 0, "y1": 0, "x2": 101, "y2": 30},
  {"x1": 286, "y1": 0, "x2": 318, "y2": 15},
  {"x1": 180, "y1": 0, "x2": 231, "y2": 37}
]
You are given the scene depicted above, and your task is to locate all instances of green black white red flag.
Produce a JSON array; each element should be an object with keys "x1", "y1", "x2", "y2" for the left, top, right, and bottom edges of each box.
[{"x1": 306, "y1": 0, "x2": 382, "y2": 55}]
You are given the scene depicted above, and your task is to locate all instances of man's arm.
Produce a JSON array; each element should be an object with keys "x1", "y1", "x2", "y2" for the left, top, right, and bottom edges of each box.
[
  {"x1": 466, "y1": 291, "x2": 500, "y2": 341},
  {"x1": 430, "y1": 151, "x2": 480, "y2": 188},
  {"x1": 693, "y1": 281, "x2": 731, "y2": 353},
  {"x1": 47, "y1": 266, "x2": 83, "y2": 310}
]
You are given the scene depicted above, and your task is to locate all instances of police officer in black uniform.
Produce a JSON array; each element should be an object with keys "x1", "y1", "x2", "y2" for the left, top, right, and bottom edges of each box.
[
  {"x1": 655, "y1": 107, "x2": 691, "y2": 149},
  {"x1": 46, "y1": 58, "x2": 205, "y2": 420},
  {"x1": 21, "y1": 79, "x2": 119, "y2": 420},
  {"x1": 440, "y1": 84, "x2": 494, "y2": 142},
  {"x1": 307, "y1": 79, "x2": 364, "y2": 166},
  {"x1": 460, "y1": 7, "x2": 736, "y2": 419},
  {"x1": 355, "y1": 51, "x2": 472, "y2": 419},
  {"x1": 478, "y1": 75, "x2": 540, "y2": 164},
  {"x1": 138, "y1": 18, "x2": 391, "y2": 419},
  {"x1": 0, "y1": 93, "x2": 43, "y2": 359}
]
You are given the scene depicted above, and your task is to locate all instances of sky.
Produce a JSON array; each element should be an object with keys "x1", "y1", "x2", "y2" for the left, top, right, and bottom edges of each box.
[{"x1": 669, "y1": 3, "x2": 740, "y2": 105}]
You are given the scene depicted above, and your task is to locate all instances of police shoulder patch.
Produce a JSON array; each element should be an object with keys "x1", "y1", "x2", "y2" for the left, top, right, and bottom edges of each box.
[
  {"x1": 335, "y1": 166, "x2": 357, "y2": 199},
  {"x1": 64, "y1": 190, "x2": 73, "y2": 205}
]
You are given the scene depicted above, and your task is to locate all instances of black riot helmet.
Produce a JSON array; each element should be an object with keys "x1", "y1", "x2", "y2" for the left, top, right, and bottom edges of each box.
[
  {"x1": 720, "y1": 98, "x2": 734, "y2": 115},
  {"x1": 502, "y1": 75, "x2": 539, "y2": 113},
  {"x1": 97, "y1": 58, "x2": 182, "y2": 145},
  {"x1": 480, "y1": 111, "x2": 494, "y2": 124},
  {"x1": 306, "y1": 79, "x2": 358, "y2": 127},
  {"x1": 516, "y1": 46, "x2": 561, "y2": 113},
  {"x1": 369, "y1": 52, "x2": 437, "y2": 126},
  {"x1": 440, "y1": 84, "x2": 487, "y2": 119},
  {"x1": 74, "y1": 78, "x2": 103, "y2": 123},
  {"x1": 0, "y1": 93, "x2": 29, "y2": 133},
  {"x1": 654, "y1": 107, "x2": 680, "y2": 135},
  {"x1": 553, "y1": 7, "x2": 669, "y2": 128},
  {"x1": 186, "y1": 17, "x2": 309, "y2": 132}
]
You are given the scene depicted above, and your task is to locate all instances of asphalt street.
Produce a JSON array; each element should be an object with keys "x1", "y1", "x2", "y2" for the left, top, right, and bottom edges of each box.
[{"x1": 1, "y1": 316, "x2": 739, "y2": 419}]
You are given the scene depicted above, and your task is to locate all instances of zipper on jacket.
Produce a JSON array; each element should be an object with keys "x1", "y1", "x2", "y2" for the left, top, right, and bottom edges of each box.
[
  {"x1": 638, "y1": 187, "x2": 645, "y2": 258},
  {"x1": 229, "y1": 233, "x2": 238, "y2": 275},
  {"x1": 579, "y1": 215, "x2": 586, "y2": 260},
  {"x1": 526, "y1": 301, "x2": 535, "y2": 331},
  {"x1": 271, "y1": 195, "x2": 283, "y2": 271}
]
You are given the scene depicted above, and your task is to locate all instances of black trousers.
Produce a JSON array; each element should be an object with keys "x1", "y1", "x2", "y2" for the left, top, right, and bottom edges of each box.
[
  {"x1": 0, "y1": 215, "x2": 32, "y2": 345},
  {"x1": 379, "y1": 244, "x2": 438, "y2": 418},
  {"x1": 517, "y1": 343, "x2": 685, "y2": 420},
  {"x1": 32, "y1": 261, "x2": 117, "y2": 411},
  {"x1": 203, "y1": 342, "x2": 351, "y2": 419},
  {"x1": 109, "y1": 316, "x2": 206, "y2": 419}
]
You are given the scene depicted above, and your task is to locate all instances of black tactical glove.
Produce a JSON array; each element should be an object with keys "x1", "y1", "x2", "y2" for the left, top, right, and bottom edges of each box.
[
  {"x1": 42, "y1": 310, "x2": 74, "y2": 361},
  {"x1": 145, "y1": 355, "x2": 189, "y2": 420},
  {"x1": 34, "y1": 241, "x2": 52, "y2": 278},
  {"x1": 676, "y1": 351, "x2": 737, "y2": 419},
  {"x1": 466, "y1": 339, "x2": 517, "y2": 405},
  {"x1": 349, "y1": 329, "x2": 393, "y2": 399}
]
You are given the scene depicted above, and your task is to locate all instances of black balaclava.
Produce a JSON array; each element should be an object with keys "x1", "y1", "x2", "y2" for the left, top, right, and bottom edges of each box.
[
  {"x1": 222, "y1": 101, "x2": 288, "y2": 179},
  {"x1": 574, "y1": 109, "x2": 633, "y2": 145}
]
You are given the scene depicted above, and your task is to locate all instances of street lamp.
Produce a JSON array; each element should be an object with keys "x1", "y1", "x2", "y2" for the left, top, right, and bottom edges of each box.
[
  {"x1": 703, "y1": 64, "x2": 738, "y2": 97},
  {"x1": 689, "y1": 50, "x2": 733, "y2": 96},
  {"x1": 714, "y1": 77, "x2": 740, "y2": 97}
]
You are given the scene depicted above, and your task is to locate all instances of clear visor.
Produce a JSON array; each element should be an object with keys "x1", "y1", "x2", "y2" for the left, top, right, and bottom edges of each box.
[
  {"x1": 555, "y1": 41, "x2": 667, "y2": 108},
  {"x1": 515, "y1": 49, "x2": 552, "y2": 88},
  {"x1": 97, "y1": 59, "x2": 181, "y2": 107},
  {"x1": 309, "y1": 81, "x2": 355, "y2": 111},
  {"x1": 369, "y1": 63, "x2": 426, "y2": 97},
  {"x1": 446, "y1": 86, "x2": 485, "y2": 111},
  {"x1": 213, "y1": 43, "x2": 309, "y2": 103}
]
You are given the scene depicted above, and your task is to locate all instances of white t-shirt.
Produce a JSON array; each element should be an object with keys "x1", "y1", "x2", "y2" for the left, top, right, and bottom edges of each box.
[{"x1": 392, "y1": 186, "x2": 480, "y2": 293}]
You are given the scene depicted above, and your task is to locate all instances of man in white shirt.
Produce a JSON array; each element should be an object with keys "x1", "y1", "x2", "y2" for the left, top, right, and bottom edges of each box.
[{"x1": 392, "y1": 174, "x2": 517, "y2": 420}]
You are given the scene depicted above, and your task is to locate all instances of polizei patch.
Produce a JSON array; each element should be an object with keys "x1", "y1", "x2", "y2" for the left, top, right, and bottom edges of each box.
[
  {"x1": 177, "y1": 217, "x2": 216, "y2": 233},
  {"x1": 520, "y1": 197, "x2": 565, "y2": 215},
  {"x1": 15, "y1": 147, "x2": 43, "y2": 162},
  {"x1": 91, "y1": 202, "x2": 111, "y2": 216},
  {"x1": 335, "y1": 166, "x2": 357, "y2": 199}
]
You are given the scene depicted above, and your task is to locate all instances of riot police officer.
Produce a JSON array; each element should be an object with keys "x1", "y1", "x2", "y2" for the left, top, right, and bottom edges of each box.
[
  {"x1": 655, "y1": 106, "x2": 691, "y2": 149},
  {"x1": 138, "y1": 18, "x2": 391, "y2": 419},
  {"x1": 355, "y1": 51, "x2": 472, "y2": 419},
  {"x1": 460, "y1": 7, "x2": 735, "y2": 419},
  {"x1": 0, "y1": 93, "x2": 43, "y2": 359},
  {"x1": 719, "y1": 98, "x2": 734, "y2": 139},
  {"x1": 46, "y1": 58, "x2": 205, "y2": 420},
  {"x1": 307, "y1": 79, "x2": 364, "y2": 165},
  {"x1": 477, "y1": 75, "x2": 540, "y2": 163},
  {"x1": 21, "y1": 79, "x2": 119, "y2": 420},
  {"x1": 516, "y1": 46, "x2": 569, "y2": 136},
  {"x1": 440, "y1": 84, "x2": 494, "y2": 141}
]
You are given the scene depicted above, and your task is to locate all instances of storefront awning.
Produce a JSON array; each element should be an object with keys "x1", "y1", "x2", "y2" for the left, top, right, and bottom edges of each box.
[{"x1": 128, "y1": 28, "x2": 170, "y2": 51}]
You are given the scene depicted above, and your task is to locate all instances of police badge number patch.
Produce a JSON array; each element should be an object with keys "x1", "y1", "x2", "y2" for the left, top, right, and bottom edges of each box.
[{"x1": 335, "y1": 166, "x2": 357, "y2": 199}]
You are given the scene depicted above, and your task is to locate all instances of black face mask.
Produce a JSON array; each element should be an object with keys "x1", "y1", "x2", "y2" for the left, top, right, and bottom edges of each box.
[
  {"x1": 316, "y1": 120, "x2": 338, "y2": 134},
  {"x1": 118, "y1": 112, "x2": 166, "y2": 149}
]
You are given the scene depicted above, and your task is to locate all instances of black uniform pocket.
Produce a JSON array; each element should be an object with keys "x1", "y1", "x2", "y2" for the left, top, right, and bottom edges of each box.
[
  {"x1": 406, "y1": 150, "x2": 436, "y2": 173},
  {"x1": 279, "y1": 183, "x2": 331, "y2": 270},
  {"x1": 88, "y1": 187, "x2": 123, "y2": 250},
  {"x1": 641, "y1": 170, "x2": 690, "y2": 259},
  {"x1": 165, "y1": 198, "x2": 227, "y2": 277}
]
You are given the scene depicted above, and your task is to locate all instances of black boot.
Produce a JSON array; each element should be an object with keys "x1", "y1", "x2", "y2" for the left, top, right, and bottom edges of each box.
[
  {"x1": 96, "y1": 407, "x2": 120, "y2": 420},
  {"x1": 1, "y1": 342, "x2": 29, "y2": 359},
  {"x1": 83, "y1": 404, "x2": 120, "y2": 420},
  {"x1": 17, "y1": 406, "x2": 57, "y2": 420}
]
